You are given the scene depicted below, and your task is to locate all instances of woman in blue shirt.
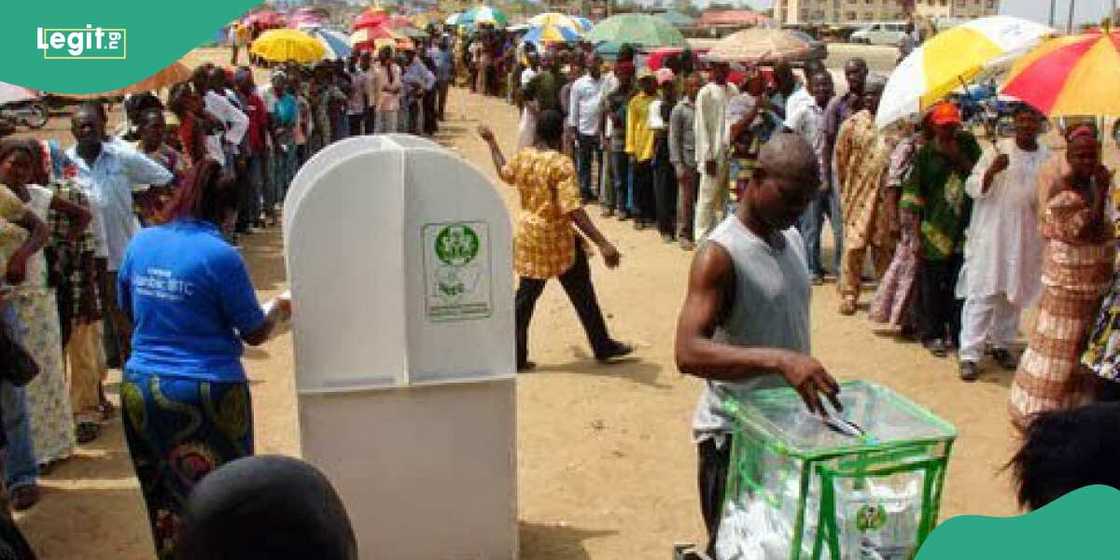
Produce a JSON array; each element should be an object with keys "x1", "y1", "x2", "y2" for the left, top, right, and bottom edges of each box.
[{"x1": 117, "y1": 159, "x2": 290, "y2": 559}]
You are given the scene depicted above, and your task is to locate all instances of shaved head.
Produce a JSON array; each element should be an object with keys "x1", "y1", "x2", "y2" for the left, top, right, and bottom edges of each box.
[{"x1": 759, "y1": 132, "x2": 819, "y2": 187}]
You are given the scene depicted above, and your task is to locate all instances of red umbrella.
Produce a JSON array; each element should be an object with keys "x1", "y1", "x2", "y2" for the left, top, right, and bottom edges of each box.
[
  {"x1": 244, "y1": 11, "x2": 287, "y2": 28},
  {"x1": 352, "y1": 9, "x2": 390, "y2": 30}
]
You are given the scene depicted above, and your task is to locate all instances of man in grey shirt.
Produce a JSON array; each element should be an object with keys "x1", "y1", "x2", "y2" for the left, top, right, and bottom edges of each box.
[
  {"x1": 675, "y1": 132, "x2": 841, "y2": 557},
  {"x1": 669, "y1": 73, "x2": 701, "y2": 251}
]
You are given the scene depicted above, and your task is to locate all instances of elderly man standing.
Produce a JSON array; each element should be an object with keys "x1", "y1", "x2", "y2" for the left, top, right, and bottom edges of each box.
[
  {"x1": 901, "y1": 102, "x2": 981, "y2": 357},
  {"x1": 957, "y1": 105, "x2": 1048, "y2": 381},
  {"x1": 820, "y1": 58, "x2": 869, "y2": 274},
  {"x1": 833, "y1": 76, "x2": 899, "y2": 314},
  {"x1": 65, "y1": 104, "x2": 174, "y2": 363},
  {"x1": 693, "y1": 61, "x2": 738, "y2": 241}
]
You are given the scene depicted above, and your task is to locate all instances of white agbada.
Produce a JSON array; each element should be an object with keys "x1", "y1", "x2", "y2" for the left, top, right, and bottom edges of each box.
[{"x1": 959, "y1": 138, "x2": 1049, "y2": 307}]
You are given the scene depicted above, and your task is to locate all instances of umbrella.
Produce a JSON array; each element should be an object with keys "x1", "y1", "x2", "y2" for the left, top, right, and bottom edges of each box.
[
  {"x1": 60, "y1": 61, "x2": 191, "y2": 98},
  {"x1": 445, "y1": 12, "x2": 463, "y2": 26},
  {"x1": 878, "y1": 16, "x2": 1053, "y2": 129},
  {"x1": 0, "y1": 83, "x2": 39, "y2": 105},
  {"x1": 657, "y1": 10, "x2": 695, "y2": 28},
  {"x1": 461, "y1": 6, "x2": 508, "y2": 28},
  {"x1": 353, "y1": 9, "x2": 390, "y2": 30},
  {"x1": 523, "y1": 23, "x2": 581, "y2": 47},
  {"x1": 350, "y1": 25, "x2": 404, "y2": 47},
  {"x1": 594, "y1": 40, "x2": 625, "y2": 61},
  {"x1": 251, "y1": 28, "x2": 326, "y2": 64},
  {"x1": 706, "y1": 28, "x2": 812, "y2": 63},
  {"x1": 1002, "y1": 28, "x2": 1120, "y2": 118},
  {"x1": 528, "y1": 12, "x2": 580, "y2": 30},
  {"x1": 587, "y1": 14, "x2": 686, "y2": 50},
  {"x1": 305, "y1": 26, "x2": 353, "y2": 60},
  {"x1": 244, "y1": 10, "x2": 286, "y2": 28},
  {"x1": 572, "y1": 16, "x2": 594, "y2": 33}
]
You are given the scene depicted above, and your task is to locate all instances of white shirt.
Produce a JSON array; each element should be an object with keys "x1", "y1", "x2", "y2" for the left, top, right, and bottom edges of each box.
[
  {"x1": 520, "y1": 67, "x2": 537, "y2": 88},
  {"x1": 783, "y1": 87, "x2": 815, "y2": 128},
  {"x1": 694, "y1": 82, "x2": 739, "y2": 165},
  {"x1": 959, "y1": 138, "x2": 1049, "y2": 307},
  {"x1": 568, "y1": 74, "x2": 603, "y2": 136},
  {"x1": 203, "y1": 91, "x2": 249, "y2": 165},
  {"x1": 785, "y1": 96, "x2": 827, "y2": 162},
  {"x1": 649, "y1": 99, "x2": 667, "y2": 130}
]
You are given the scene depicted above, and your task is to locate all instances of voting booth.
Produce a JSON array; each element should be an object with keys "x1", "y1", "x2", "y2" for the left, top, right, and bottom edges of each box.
[{"x1": 285, "y1": 135, "x2": 518, "y2": 558}]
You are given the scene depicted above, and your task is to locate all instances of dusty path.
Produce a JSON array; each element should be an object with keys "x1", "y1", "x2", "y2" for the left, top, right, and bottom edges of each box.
[{"x1": 17, "y1": 49, "x2": 1023, "y2": 559}]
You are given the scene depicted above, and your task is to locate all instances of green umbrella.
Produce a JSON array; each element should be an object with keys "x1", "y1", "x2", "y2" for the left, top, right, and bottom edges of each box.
[
  {"x1": 587, "y1": 13, "x2": 687, "y2": 49},
  {"x1": 657, "y1": 10, "x2": 696, "y2": 28},
  {"x1": 460, "y1": 6, "x2": 508, "y2": 28}
]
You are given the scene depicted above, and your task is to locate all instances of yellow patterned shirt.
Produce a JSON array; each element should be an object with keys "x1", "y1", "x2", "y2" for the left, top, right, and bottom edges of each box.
[{"x1": 501, "y1": 148, "x2": 583, "y2": 279}]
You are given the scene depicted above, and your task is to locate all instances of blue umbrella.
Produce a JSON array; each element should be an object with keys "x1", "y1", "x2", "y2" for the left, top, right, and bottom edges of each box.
[
  {"x1": 523, "y1": 24, "x2": 581, "y2": 48},
  {"x1": 303, "y1": 26, "x2": 353, "y2": 60}
]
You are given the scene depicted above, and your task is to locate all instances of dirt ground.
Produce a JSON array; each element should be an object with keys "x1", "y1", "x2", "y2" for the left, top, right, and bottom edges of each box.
[{"x1": 15, "y1": 47, "x2": 1032, "y2": 559}]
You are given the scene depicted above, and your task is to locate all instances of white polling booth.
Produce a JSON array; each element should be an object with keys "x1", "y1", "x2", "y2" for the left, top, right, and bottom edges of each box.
[{"x1": 284, "y1": 135, "x2": 518, "y2": 558}]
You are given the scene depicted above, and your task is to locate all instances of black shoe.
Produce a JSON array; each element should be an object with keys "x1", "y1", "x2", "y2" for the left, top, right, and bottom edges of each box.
[
  {"x1": 923, "y1": 338, "x2": 948, "y2": 358},
  {"x1": 990, "y1": 348, "x2": 1019, "y2": 370},
  {"x1": 959, "y1": 360, "x2": 980, "y2": 382},
  {"x1": 596, "y1": 341, "x2": 634, "y2": 363}
]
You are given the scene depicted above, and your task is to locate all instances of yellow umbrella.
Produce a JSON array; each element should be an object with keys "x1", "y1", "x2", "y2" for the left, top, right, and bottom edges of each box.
[
  {"x1": 251, "y1": 28, "x2": 326, "y2": 64},
  {"x1": 528, "y1": 12, "x2": 579, "y2": 30}
]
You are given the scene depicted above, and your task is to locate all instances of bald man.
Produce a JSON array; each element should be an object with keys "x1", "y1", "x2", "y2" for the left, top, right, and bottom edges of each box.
[{"x1": 675, "y1": 132, "x2": 841, "y2": 556}]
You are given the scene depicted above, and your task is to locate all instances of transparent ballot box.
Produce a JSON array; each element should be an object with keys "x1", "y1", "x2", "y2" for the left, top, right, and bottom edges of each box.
[{"x1": 715, "y1": 381, "x2": 957, "y2": 560}]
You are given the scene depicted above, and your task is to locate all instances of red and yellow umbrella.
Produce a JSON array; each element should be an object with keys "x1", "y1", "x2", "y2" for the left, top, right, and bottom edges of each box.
[{"x1": 1002, "y1": 30, "x2": 1120, "y2": 117}]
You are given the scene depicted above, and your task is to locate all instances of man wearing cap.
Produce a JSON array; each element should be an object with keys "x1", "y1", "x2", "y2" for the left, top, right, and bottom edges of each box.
[
  {"x1": 957, "y1": 105, "x2": 1048, "y2": 381},
  {"x1": 649, "y1": 67, "x2": 679, "y2": 242},
  {"x1": 626, "y1": 68, "x2": 659, "y2": 229},
  {"x1": 833, "y1": 75, "x2": 900, "y2": 315},
  {"x1": 693, "y1": 61, "x2": 739, "y2": 241},
  {"x1": 901, "y1": 101, "x2": 981, "y2": 357}
]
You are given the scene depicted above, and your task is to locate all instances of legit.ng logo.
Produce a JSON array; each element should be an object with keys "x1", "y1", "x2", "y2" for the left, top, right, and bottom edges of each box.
[{"x1": 36, "y1": 25, "x2": 126, "y2": 60}]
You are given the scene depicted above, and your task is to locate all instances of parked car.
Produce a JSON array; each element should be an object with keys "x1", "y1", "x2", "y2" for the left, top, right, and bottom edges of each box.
[{"x1": 850, "y1": 22, "x2": 909, "y2": 46}]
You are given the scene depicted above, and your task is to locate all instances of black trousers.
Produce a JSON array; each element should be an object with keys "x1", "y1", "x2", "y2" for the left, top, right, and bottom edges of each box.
[
  {"x1": 919, "y1": 254, "x2": 964, "y2": 344},
  {"x1": 365, "y1": 107, "x2": 376, "y2": 135},
  {"x1": 653, "y1": 150, "x2": 678, "y2": 237},
  {"x1": 698, "y1": 437, "x2": 732, "y2": 557},
  {"x1": 633, "y1": 159, "x2": 656, "y2": 223},
  {"x1": 423, "y1": 91, "x2": 438, "y2": 135},
  {"x1": 515, "y1": 241, "x2": 611, "y2": 367},
  {"x1": 349, "y1": 114, "x2": 365, "y2": 136}
]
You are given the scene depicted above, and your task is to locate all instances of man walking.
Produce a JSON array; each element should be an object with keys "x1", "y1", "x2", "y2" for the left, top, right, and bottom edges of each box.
[
  {"x1": 568, "y1": 55, "x2": 605, "y2": 203},
  {"x1": 957, "y1": 105, "x2": 1048, "y2": 381},
  {"x1": 675, "y1": 132, "x2": 840, "y2": 557},
  {"x1": 901, "y1": 101, "x2": 981, "y2": 357},
  {"x1": 833, "y1": 76, "x2": 899, "y2": 314},
  {"x1": 787, "y1": 71, "x2": 836, "y2": 283},
  {"x1": 693, "y1": 61, "x2": 738, "y2": 241}
]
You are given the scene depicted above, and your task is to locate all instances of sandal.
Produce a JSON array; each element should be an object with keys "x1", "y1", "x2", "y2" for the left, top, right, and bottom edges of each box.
[{"x1": 76, "y1": 422, "x2": 101, "y2": 445}]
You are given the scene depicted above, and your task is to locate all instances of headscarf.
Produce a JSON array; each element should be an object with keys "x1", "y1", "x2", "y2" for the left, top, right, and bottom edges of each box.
[{"x1": 175, "y1": 455, "x2": 358, "y2": 560}]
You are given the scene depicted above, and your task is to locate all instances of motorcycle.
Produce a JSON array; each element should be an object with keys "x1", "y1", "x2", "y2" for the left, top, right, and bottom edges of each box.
[{"x1": 0, "y1": 98, "x2": 49, "y2": 130}]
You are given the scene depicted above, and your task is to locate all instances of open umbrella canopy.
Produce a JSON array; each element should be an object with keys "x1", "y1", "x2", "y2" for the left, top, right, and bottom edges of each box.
[
  {"x1": 878, "y1": 15, "x2": 1053, "y2": 128},
  {"x1": 461, "y1": 6, "x2": 508, "y2": 28},
  {"x1": 244, "y1": 10, "x2": 287, "y2": 28},
  {"x1": 350, "y1": 25, "x2": 404, "y2": 47},
  {"x1": 657, "y1": 10, "x2": 695, "y2": 28},
  {"x1": 587, "y1": 14, "x2": 686, "y2": 50},
  {"x1": 304, "y1": 26, "x2": 352, "y2": 60},
  {"x1": 528, "y1": 12, "x2": 579, "y2": 30},
  {"x1": 706, "y1": 28, "x2": 811, "y2": 63},
  {"x1": 445, "y1": 12, "x2": 463, "y2": 26},
  {"x1": 524, "y1": 23, "x2": 581, "y2": 47},
  {"x1": 1002, "y1": 29, "x2": 1120, "y2": 117},
  {"x1": 251, "y1": 28, "x2": 326, "y2": 64},
  {"x1": 572, "y1": 16, "x2": 594, "y2": 33},
  {"x1": 352, "y1": 9, "x2": 390, "y2": 30}
]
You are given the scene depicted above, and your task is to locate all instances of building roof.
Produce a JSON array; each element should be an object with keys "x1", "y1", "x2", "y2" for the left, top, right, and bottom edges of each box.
[{"x1": 697, "y1": 10, "x2": 771, "y2": 27}]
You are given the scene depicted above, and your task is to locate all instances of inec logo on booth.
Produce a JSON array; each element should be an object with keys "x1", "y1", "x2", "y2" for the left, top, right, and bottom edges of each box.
[
  {"x1": 435, "y1": 225, "x2": 480, "y2": 267},
  {"x1": 36, "y1": 25, "x2": 127, "y2": 60}
]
